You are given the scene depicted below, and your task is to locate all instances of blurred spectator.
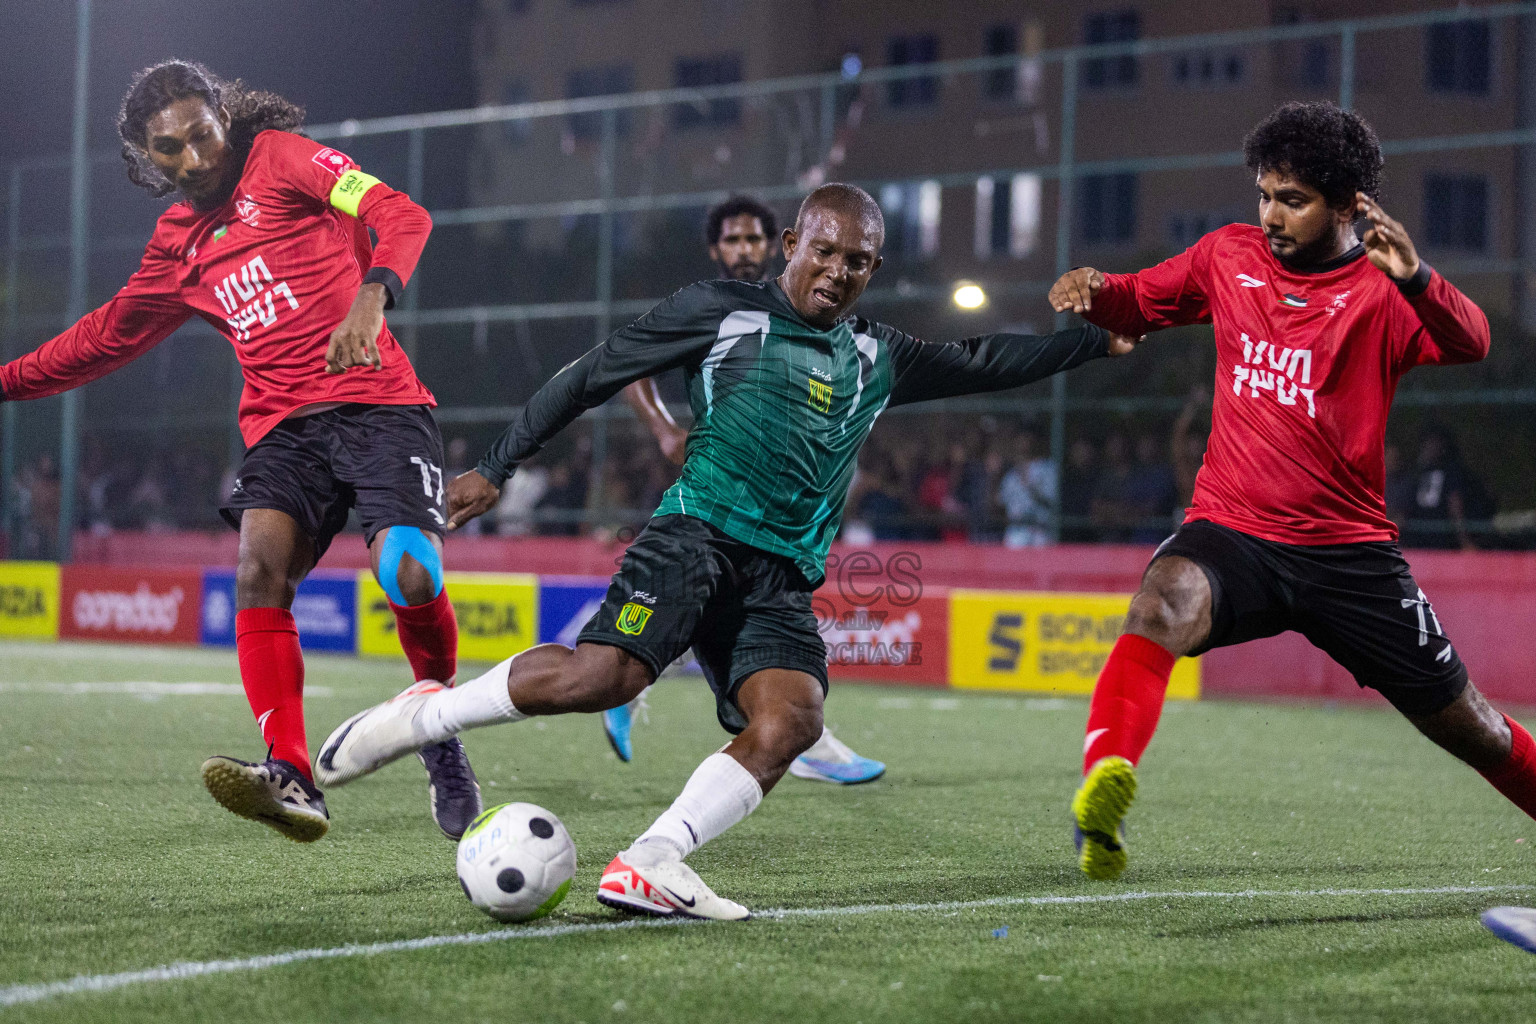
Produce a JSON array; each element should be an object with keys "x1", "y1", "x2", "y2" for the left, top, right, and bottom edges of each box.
[
  {"x1": 1060, "y1": 436, "x2": 1099, "y2": 542},
  {"x1": 535, "y1": 462, "x2": 588, "y2": 536},
  {"x1": 998, "y1": 431, "x2": 1056, "y2": 548},
  {"x1": 494, "y1": 464, "x2": 549, "y2": 536},
  {"x1": 1383, "y1": 442, "x2": 1415, "y2": 529},
  {"x1": 856, "y1": 462, "x2": 909, "y2": 541},
  {"x1": 1125, "y1": 435, "x2": 1177, "y2": 543},
  {"x1": 1401, "y1": 426, "x2": 1492, "y2": 550},
  {"x1": 959, "y1": 444, "x2": 1006, "y2": 543},
  {"x1": 1170, "y1": 388, "x2": 1209, "y2": 514},
  {"x1": 14, "y1": 454, "x2": 61, "y2": 560},
  {"x1": 1090, "y1": 432, "x2": 1136, "y2": 543}
]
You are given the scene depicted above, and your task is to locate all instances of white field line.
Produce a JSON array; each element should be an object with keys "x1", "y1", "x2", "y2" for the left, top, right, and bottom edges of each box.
[
  {"x1": 2, "y1": 883, "x2": 1530, "y2": 1009},
  {"x1": 0, "y1": 681, "x2": 333, "y2": 697}
]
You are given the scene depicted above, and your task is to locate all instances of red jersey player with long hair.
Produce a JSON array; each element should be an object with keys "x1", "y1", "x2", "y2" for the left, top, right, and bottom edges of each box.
[
  {"x1": 1050, "y1": 101, "x2": 1535, "y2": 881},
  {"x1": 0, "y1": 61, "x2": 481, "y2": 843}
]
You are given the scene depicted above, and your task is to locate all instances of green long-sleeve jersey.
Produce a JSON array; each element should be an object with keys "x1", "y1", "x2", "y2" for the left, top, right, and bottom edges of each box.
[{"x1": 477, "y1": 278, "x2": 1109, "y2": 583}]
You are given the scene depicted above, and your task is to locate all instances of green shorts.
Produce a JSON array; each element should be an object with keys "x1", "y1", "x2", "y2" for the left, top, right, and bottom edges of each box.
[{"x1": 577, "y1": 514, "x2": 829, "y2": 733}]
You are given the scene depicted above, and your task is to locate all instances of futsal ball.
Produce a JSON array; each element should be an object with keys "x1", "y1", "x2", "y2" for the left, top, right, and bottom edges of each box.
[{"x1": 456, "y1": 802, "x2": 577, "y2": 922}]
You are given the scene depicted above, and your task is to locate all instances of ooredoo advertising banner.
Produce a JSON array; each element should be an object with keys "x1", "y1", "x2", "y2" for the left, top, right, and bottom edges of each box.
[
  {"x1": 60, "y1": 565, "x2": 201, "y2": 645},
  {"x1": 948, "y1": 589, "x2": 1200, "y2": 698},
  {"x1": 0, "y1": 561, "x2": 60, "y2": 640}
]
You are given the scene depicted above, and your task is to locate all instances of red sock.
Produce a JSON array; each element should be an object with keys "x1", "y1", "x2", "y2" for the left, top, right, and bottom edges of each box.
[
  {"x1": 1082, "y1": 633, "x2": 1177, "y2": 774},
  {"x1": 1478, "y1": 715, "x2": 1536, "y2": 821},
  {"x1": 235, "y1": 608, "x2": 310, "y2": 779},
  {"x1": 391, "y1": 590, "x2": 459, "y2": 685}
]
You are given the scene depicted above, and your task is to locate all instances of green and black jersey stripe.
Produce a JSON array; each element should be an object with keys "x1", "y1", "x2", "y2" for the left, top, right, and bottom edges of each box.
[{"x1": 478, "y1": 279, "x2": 1108, "y2": 584}]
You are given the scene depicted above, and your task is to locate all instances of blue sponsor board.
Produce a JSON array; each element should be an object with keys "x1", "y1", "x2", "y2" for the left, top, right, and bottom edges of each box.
[
  {"x1": 537, "y1": 577, "x2": 609, "y2": 646},
  {"x1": 200, "y1": 569, "x2": 357, "y2": 652}
]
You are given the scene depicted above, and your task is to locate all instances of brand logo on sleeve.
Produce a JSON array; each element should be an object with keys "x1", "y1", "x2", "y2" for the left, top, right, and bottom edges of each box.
[{"x1": 311, "y1": 147, "x2": 353, "y2": 178}]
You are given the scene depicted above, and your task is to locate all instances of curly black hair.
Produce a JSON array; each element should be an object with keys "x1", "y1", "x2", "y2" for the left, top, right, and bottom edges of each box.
[
  {"x1": 117, "y1": 59, "x2": 305, "y2": 198},
  {"x1": 1243, "y1": 101, "x2": 1382, "y2": 208},
  {"x1": 704, "y1": 195, "x2": 778, "y2": 246}
]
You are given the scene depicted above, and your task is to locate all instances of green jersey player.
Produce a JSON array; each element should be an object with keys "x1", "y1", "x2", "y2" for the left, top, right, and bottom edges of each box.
[
  {"x1": 317, "y1": 184, "x2": 1139, "y2": 920},
  {"x1": 609, "y1": 193, "x2": 887, "y2": 783}
]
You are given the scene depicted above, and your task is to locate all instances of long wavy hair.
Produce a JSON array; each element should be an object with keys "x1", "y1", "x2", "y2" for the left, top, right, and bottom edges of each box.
[{"x1": 117, "y1": 59, "x2": 305, "y2": 198}]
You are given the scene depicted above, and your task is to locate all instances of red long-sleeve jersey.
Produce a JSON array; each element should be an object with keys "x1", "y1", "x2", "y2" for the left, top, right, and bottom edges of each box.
[
  {"x1": 1086, "y1": 223, "x2": 1489, "y2": 545},
  {"x1": 0, "y1": 130, "x2": 434, "y2": 446}
]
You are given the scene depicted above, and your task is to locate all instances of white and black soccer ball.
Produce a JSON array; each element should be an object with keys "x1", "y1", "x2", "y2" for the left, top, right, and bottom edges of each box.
[{"x1": 456, "y1": 802, "x2": 577, "y2": 922}]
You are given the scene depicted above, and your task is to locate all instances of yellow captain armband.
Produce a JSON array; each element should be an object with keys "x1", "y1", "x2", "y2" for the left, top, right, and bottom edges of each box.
[{"x1": 328, "y1": 168, "x2": 383, "y2": 218}]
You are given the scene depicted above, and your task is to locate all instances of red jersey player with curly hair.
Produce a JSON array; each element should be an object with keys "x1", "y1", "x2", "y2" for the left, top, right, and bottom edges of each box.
[
  {"x1": 1051, "y1": 101, "x2": 1536, "y2": 882},
  {"x1": 0, "y1": 61, "x2": 480, "y2": 843}
]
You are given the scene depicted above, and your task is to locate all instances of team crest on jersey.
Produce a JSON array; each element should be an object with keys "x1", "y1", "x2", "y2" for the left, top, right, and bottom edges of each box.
[
  {"x1": 615, "y1": 602, "x2": 653, "y2": 636},
  {"x1": 807, "y1": 378, "x2": 834, "y2": 414},
  {"x1": 234, "y1": 195, "x2": 260, "y2": 227},
  {"x1": 311, "y1": 147, "x2": 352, "y2": 178}
]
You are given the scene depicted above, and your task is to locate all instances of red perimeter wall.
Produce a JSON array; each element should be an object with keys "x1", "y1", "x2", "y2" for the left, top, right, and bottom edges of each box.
[{"x1": 71, "y1": 531, "x2": 1536, "y2": 707}]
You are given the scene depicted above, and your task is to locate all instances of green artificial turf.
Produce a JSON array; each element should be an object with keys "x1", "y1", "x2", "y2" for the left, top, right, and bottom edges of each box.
[{"x1": 1, "y1": 640, "x2": 1534, "y2": 1023}]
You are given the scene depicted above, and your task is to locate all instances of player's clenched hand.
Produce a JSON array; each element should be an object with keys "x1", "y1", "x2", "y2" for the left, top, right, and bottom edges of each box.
[
  {"x1": 1049, "y1": 267, "x2": 1104, "y2": 314},
  {"x1": 1106, "y1": 332, "x2": 1144, "y2": 357},
  {"x1": 1358, "y1": 193, "x2": 1421, "y2": 282},
  {"x1": 325, "y1": 283, "x2": 388, "y2": 374},
  {"x1": 446, "y1": 469, "x2": 500, "y2": 531}
]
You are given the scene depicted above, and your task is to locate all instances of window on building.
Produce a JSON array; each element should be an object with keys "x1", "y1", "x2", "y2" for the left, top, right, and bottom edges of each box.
[
  {"x1": 1272, "y1": 9, "x2": 1332, "y2": 89},
  {"x1": 1170, "y1": 49, "x2": 1245, "y2": 87},
  {"x1": 1166, "y1": 210, "x2": 1238, "y2": 249},
  {"x1": 880, "y1": 180, "x2": 943, "y2": 260},
  {"x1": 887, "y1": 34, "x2": 940, "y2": 108},
  {"x1": 974, "y1": 174, "x2": 1041, "y2": 258},
  {"x1": 1426, "y1": 20, "x2": 1491, "y2": 95},
  {"x1": 1423, "y1": 173, "x2": 1488, "y2": 251},
  {"x1": 1083, "y1": 10, "x2": 1139, "y2": 90},
  {"x1": 1077, "y1": 173, "x2": 1137, "y2": 244},
  {"x1": 565, "y1": 65, "x2": 633, "y2": 140},
  {"x1": 983, "y1": 24, "x2": 1019, "y2": 100},
  {"x1": 673, "y1": 54, "x2": 743, "y2": 128},
  {"x1": 501, "y1": 81, "x2": 532, "y2": 143}
]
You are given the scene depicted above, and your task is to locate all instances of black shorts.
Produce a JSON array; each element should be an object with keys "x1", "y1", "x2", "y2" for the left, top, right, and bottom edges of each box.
[
  {"x1": 1152, "y1": 519, "x2": 1468, "y2": 715},
  {"x1": 578, "y1": 514, "x2": 829, "y2": 734},
  {"x1": 221, "y1": 404, "x2": 446, "y2": 559}
]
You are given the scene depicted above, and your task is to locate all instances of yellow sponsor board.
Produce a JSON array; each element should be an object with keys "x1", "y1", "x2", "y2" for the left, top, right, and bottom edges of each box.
[
  {"x1": 948, "y1": 589, "x2": 1199, "y2": 699},
  {"x1": 0, "y1": 561, "x2": 61, "y2": 640},
  {"x1": 357, "y1": 571, "x2": 538, "y2": 663}
]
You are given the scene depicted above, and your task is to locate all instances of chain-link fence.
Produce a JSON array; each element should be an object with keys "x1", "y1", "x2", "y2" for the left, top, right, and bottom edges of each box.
[{"x1": 6, "y1": 3, "x2": 1536, "y2": 558}]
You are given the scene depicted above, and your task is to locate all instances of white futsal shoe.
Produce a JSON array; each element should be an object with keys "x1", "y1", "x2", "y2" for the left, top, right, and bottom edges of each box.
[
  {"x1": 316, "y1": 680, "x2": 445, "y2": 788},
  {"x1": 597, "y1": 851, "x2": 751, "y2": 921}
]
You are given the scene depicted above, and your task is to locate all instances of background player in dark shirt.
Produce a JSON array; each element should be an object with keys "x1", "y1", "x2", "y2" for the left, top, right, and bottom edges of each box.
[
  {"x1": 317, "y1": 184, "x2": 1138, "y2": 919},
  {"x1": 1050, "y1": 101, "x2": 1535, "y2": 882},
  {"x1": 608, "y1": 195, "x2": 886, "y2": 784},
  {"x1": 0, "y1": 62, "x2": 481, "y2": 843}
]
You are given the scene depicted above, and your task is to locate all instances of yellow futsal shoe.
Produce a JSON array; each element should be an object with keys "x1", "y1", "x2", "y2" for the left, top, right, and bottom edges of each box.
[{"x1": 1072, "y1": 756, "x2": 1137, "y2": 881}]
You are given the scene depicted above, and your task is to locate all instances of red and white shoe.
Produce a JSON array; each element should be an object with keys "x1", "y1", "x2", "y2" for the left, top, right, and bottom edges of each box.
[{"x1": 597, "y1": 853, "x2": 750, "y2": 921}]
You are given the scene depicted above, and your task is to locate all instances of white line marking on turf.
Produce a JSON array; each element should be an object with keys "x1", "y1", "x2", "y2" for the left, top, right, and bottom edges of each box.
[
  {"x1": 2, "y1": 884, "x2": 1530, "y2": 1009},
  {"x1": 0, "y1": 682, "x2": 334, "y2": 697}
]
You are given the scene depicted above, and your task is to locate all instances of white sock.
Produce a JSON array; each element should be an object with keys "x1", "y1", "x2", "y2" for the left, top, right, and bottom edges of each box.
[
  {"x1": 626, "y1": 752, "x2": 763, "y2": 864},
  {"x1": 418, "y1": 654, "x2": 526, "y2": 742}
]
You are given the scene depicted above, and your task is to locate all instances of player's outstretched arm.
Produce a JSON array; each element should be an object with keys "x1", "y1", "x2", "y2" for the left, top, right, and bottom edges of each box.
[
  {"x1": 1358, "y1": 192, "x2": 1490, "y2": 366},
  {"x1": 622, "y1": 379, "x2": 688, "y2": 466},
  {"x1": 884, "y1": 322, "x2": 1141, "y2": 407},
  {"x1": 0, "y1": 241, "x2": 189, "y2": 402},
  {"x1": 446, "y1": 283, "x2": 721, "y2": 530}
]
